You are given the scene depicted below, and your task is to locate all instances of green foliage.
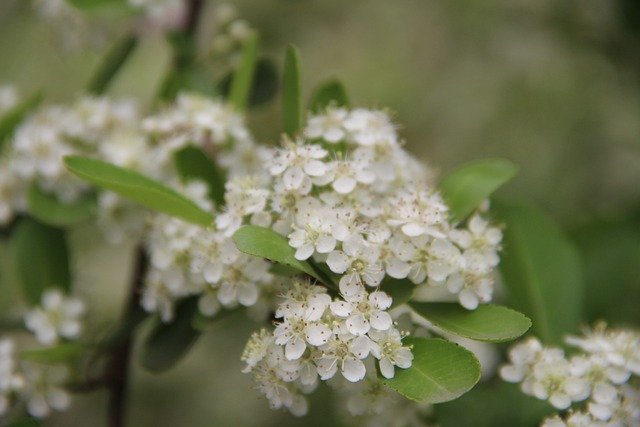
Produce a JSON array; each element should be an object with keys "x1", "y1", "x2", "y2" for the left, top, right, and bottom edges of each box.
[
  {"x1": 140, "y1": 297, "x2": 202, "y2": 372},
  {"x1": 382, "y1": 337, "x2": 481, "y2": 403},
  {"x1": 440, "y1": 159, "x2": 517, "y2": 223},
  {"x1": 86, "y1": 35, "x2": 138, "y2": 95},
  {"x1": 5, "y1": 417, "x2": 42, "y2": 427},
  {"x1": 228, "y1": 33, "x2": 259, "y2": 111},
  {"x1": 495, "y1": 200, "x2": 584, "y2": 345},
  {"x1": 67, "y1": 0, "x2": 127, "y2": 10},
  {"x1": 309, "y1": 79, "x2": 349, "y2": 112},
  {"x1": 11, "y1": 219, "x2": 71, "y2": 304},
  {"x1": 282, "y1": 45, "x2": 302, "y2": 136},
  {"x1": 173, "y1": 146, "x2": 226, "y2": 206},
  {"x1": 64, "y1": 156, "x2": 213, "y2": 226},
  {"x1": 20, "y1": 343, "x2": 85, "y2": 364},
  {"x1": 232, "y1": 225, "x2": 324, "y2": 282},
  {"x1": 26, "y1": 183, "x2": 96, "y2": 227},
  {"x1": 411, "y1": 303, "x2": 531, "y2": 343},
  {"x1": 0, "y1": 91, "x2": 43, "y2": 150},
  {"x1": 218, "y1": 59, "x2": 280, "y2": 108},
  {"x1": 380, "y1": 278, "x2": 415, "y2": 308}
]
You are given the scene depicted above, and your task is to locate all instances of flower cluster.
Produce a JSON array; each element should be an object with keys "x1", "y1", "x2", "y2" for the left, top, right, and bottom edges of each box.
[
  {"x1": 500, "y1": 324, "x2": 640, "y2": 426},
  {"x1": 241, "y1": 279, "x2": 413, "y2": 416}
]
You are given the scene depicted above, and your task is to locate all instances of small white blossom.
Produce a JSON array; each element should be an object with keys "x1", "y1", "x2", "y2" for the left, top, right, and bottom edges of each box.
[{"x1": 25, "y1": 290, "x2": 85, "y2": 345}]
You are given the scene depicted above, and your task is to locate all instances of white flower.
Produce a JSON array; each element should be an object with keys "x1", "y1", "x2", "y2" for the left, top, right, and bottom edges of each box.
[
  {"x1": 268, "y1": 142, "x2": 328, "y2": 191},
  {"x1": 343, "y1": 109, "x2": 398, "y2": 147},
  {"x1": 387, "y1": 188, "x2": 448, "y2": 238},
  {"x1": 304, "y1": 107, "x2": 349, "y2": 143},
  {"x1": 0, "y1": 339, "x2": 24, "y2": 416},
  {"x1": 315, "y1": 335, "x2": 371, "y2": 382},
  {"x1": 288, "y1": 205, "x2": 338, "y2": 260},
  {"x1": 317, "y1": 156, "x2": 375, "y2": 194},
  {"x1": 326, "y1": 239, "x2": 384, "y2": 296},
  {"x1": 25, "y1": 290, "x2": 85, "y2": 345},
  {"x1": 20, "y1": 364, "x2": 70, "y2": 418},
  {"x1": 369, "y1": 328, "x2": 414, "y2": 379},
  {"x1": 330, "y1": 291, "x2": 393, "y2": 336},
  {"x1": 274, "y1": 315, "x2": 332, "y2": 360}
]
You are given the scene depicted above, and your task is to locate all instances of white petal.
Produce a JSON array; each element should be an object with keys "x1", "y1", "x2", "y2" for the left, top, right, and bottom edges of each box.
[
  {"x1": 459, "y1": 290, "x2": 479, "y2": 310},
  {"x1": 305, "y1": 324, "x2": 332, "y2": 346},
  {"x1": 346, "y1": 314, "x2": 369, "y2": 336},
  {"x1": 315, "y1": 235, "x2": 336, "y2": 253},
  {"x1": 237, "y1": 283, "x2": 258, "y2": 306},
  {"x1": 369, "y1": 291, "x2": 392, "y2": 310},
  {"x1": 379, "y1": 358, "x2": 395, "y2": 379},
  {"x1": 303, "y1": 159, "x2": 327, "y2": 177},
  {"x1": 295, "y1": 244, "x2": 315, "y2": 260},
  {"x1": 333, "y1": 176, "x2": 357, "y2": 194},
  {"x1": 285, "y1": 337, "x2": 306, "y2": 360},
  {"x1": 342, "y1": 358, "x2": 366, "y2": 382},
  {"x1": 369, "y1": 311, "x2": 392, "y2": 331},
  {"x1": 349, "y1": 335, "x2": 371, "y2": 359},
  {"x1": 330, "y1": 301, "x2": 353, "y2": 317},
  {"x1": 401, "y1": 222, "x2": 426, "y2": 237},
  {"x1": 326, "y1": 251, "x2": 349, "y2": 273}
]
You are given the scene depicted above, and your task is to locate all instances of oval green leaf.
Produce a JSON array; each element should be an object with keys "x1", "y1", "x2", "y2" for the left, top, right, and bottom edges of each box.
[
  {"x1": 411, "y1": 303, "x2": 531, "y2": 343},
  {"x1": 381, "y1": 278, "x2": 414, "y2": 308},
  {"x1": 228, "y1": 33, "x2": 259, "y2": 111},
  {"x1": 87, "y1": 35, "x2": 138, "y2": 95},
  {"x1": 20, "y1": 343, "x2": 85, "y2": 364},
  {"x1": 494, "y1": 200, "x2": 583, "y2": 345},
  {"x1": 440, "y1": 158, "x2": 517, "y2": 222},
  {"x1": 26, "y1": 183, "x2": 96, "y2": 227},
  {"x1": 232, "y1": 225, "x2": 323, "y2": 282},
  {"x1": 309, "y1": 79, "x2": 349, "y2": 112},
  {"x1": 173, "y1": 145, "x2": 226, "y2": 206},
  {"x1": 282, "y1": 45, "x2": 302, "y2": 136},
  {"x1": 64, "y1": 156, "x2": 213, "y2": 226},
  {"x1": 11, "y1": 219, "x2": 71, "y2": 304},
  {"x1": 382, "y1": 337, "x2": 481, "y2": 403}
]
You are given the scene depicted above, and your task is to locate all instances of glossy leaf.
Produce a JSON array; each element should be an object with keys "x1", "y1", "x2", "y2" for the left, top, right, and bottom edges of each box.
[
  {"x1": 173, "y1": 145, "x2": 226, "y2": 206},
  {"x1": 20, "y1": 343, "x2": 85, "y2": 364},
  {"x1": 87, "y1": 35, "x2": 138, "y2": 95},
  {"x1": 440, "y1": 159, "x2": 517, "y2": 222},
  {"x1": 26, "y1": 183, "x2": 96, "y2": 227},
  {"x1": 411, "y1": 303, "x2": 531, "y2": 343},
  {"x1": 228, "y1": 33, "x2": 259, "y2": 110},
  {"x1": 382, "y1": 337, "x2": 481, "y2": 403},
  {"x1": 64, "y1": 156, "x2": 213, "y2": 226},
  {"x1": 0, "y1": 91, "x2": 43, "y2": 149},
  {"x1": 140, "y1": 297, "x2": 202, "y2": 372},
  {"x1": 232, "y1": 225, "x2": 323, "y2": 282},
  {"x1": 12, "y1": 219, "x2": 71, "y2": 304},
  {"x1": 282, "y1": 45, "x2": 302, "y2": 136},
  {"x1": 494, "y1": 200, "x2": 584, "y2": 344},
  {"x1": 309, "y1": 79, "x2": 349, "y2": 112}
]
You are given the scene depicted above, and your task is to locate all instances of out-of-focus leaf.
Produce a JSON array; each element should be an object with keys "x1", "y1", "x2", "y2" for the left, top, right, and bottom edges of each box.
[
  {"x1": 381, "y1": 337, "x2": 481, "y2": 403},
  {"x1": 86, "y1": 35, "x2": 138, "y2": 95},
  {"x1": 140, "y1": 297, "x2": 202, "y2": 372},
  {"x1": 20, "y1": 343, "x2": 85, "y2": 364},
  {"x1": 173, "y1": 146, "x2": 226, "y2": 206},
  {"x1": 282, "y1": 45, "x2": 302, "y2": 136},
  {"x1": 411, "y1": 303, "x2": 531, "y2": 343},
  {"x1": 494, "y1": 200, "x2": 584, "y2": 344},
  {"x1": 64, "y1": 156, "x2": 213, "y2": 226},
  {"x1": 5, "y1": 417, "x2": 42, "y2": 427},
  {"x1": 218, "y1": 59, "x2": 279, "y2": 108},
  {"x1": 228, "y1": 33, "x2": 259, "y2": 111},
  {"x1": 440, "y1": 159, "x2": 518, "y2": 223},
  {"x1": 232, "y1": 225, "x2": 323, "y2": 282},
  {"x1": 26, "y1": 183, "x2": 96, "y2": 227},
  {"x1": 0, "y1": 91, "x2": 43, "y2": 149},
  {"x1": 309, "y1": 79, "x2": 349, "y2": 112},
  {"x1": 12, "y1": 219, "x2": 71, "y2": 304},
  {"x1": 381, "y1": 278, "x2": 414, "y2": 308},
  {"x1": 191, "y1": 307, "x2": 241, "y2": 331}
]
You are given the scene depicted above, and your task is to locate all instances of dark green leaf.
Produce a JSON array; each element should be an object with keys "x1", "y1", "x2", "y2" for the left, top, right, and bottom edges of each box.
[
  {"x1": 87, "y1": 35, "x2": 137, "y2": 95},
  {"x1": 12, "y1": 219, "x2": 71, "y2": 304},
  {"x1": 381, "y1": 278, "x2": 414, "y2": 308},
  {"x1": 309, "y1": 79, "x2": 349, "y2": 112},
  {"x1": 0, "y1": 91, "x2": 43, "y2": 149},
  {"x1": 20, "y1": 343, "x2": 85, "y2": 364},
  {"x1": 411, "y1": 303, "x2": 531, "y2": 343},
  {"x1": 269, "y1": 263, "x2": 303, "y2": 277},
  {"x1": 5, "y1": 417, "x2": 42, "y2": 427},
  {"x1": 140, "y1": 297, "x2": 202, "y2": 372},
  {"x1": 440, "y1": 159, "x2": 517, "y2": 222},
  {"x1": 382, "y1": 337, "x2": 481, "y2": 403},
  {"x1": 64, "y1": 156, "x2": 213, "y2": 226},
  {"x1": 228, "y1": 33, "x2": 259, "y2": 111},
  {"x1": 191, "y1": 307, "x2": 241, "y2": 331},
  {"x1": 26, "y1": 183, "x2": 96, "y2": 227},
  {"x1": 173, "y1": 145, "x2": 226, "y2": 206},
  {"x1": 282, "y1": 45, "x2": 302, "y2": 136},
  {"x1": 232, "y1": 225, "x2": 323, "y2": 282},
  {"x1": 494, "y1": 200, "x2": 584, "y2": 344}
]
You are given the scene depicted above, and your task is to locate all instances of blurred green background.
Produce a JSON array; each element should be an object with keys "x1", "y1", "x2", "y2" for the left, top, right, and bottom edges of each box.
[{"x1": 0, "y1": 0, "x2": 639, "y2": 425}]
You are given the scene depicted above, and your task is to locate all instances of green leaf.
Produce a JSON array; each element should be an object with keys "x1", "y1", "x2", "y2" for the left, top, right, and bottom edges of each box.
[
  {"x1": 20, "y1": 343, "x2": 85, "y2": 364},
  {"x1": 67, "y1": 0, "x2": 127, "y2": 11},
  {"x1": 309, "y1": 79, "x2": 349, "y2": 112},
  {"x1": 440, "y1": 159, "x2": 517, "y2": 222},
  {"x1": 232, "y1": 225, "x2": 324, "y2": 282},
  {"x1": 217, "y1": 59, "x2": 279, "y2": 108},
  {"x1": 411, "y1": 303, "x2": 531, "y2": 343},
  {"x1": 191, "y1": 307, "x2": 240, "y2": 331},
  {"x1": 26, "y1": 183, "x2": 96, "y2": 227},
  {"x1": 140, "y1": 297, "x2": 202, "y2": 372},
  {"x1": 382, "y1": 337, "x2": 481, "y2": 403},
  {"x1": 0, "y1": 91, "x2": 43, "y2": 149},
  {"x1": 64, "y1": 156, "x2": 213, "y2": 226},
  {"x1": 494, "y1": 200, "x2": 584, "y2": 344},
  {"x1": 6, "y1": 417, "x2": 42, "y2": 427},
  {"x1": 12, "y1": 219, "x2": 71, "y2": 304},
  {"x1": 87, "y1": 35, "x2": 138, "y2": 95},
  {"x1": 173, "y1": 146, "x2": 226, "y2": 206},
  {"x1": 381, "y1": 278, "x2": 414, "y2": 308},
  {"x1": 282, "y1": 45, "x2": 302, "y2": 136},
  {"x1": 228, "y1": 33, "x2": 259, "y2": 111}
]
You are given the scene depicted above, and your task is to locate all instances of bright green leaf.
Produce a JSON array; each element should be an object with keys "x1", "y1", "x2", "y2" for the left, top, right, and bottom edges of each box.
[
  {"x1": 309, "y1": 79, "x2": 349, "y2": 112},
  {"x1": 382, "y1": 337, "x2": 481, "y2": 403},
  {"x1": 64, "y1": 156, "x2": 213, "y2": 226},
  {"x1": 411, "y1": 303, "x2": 531, "y2": 343},
  {"x1": 440, "y1": 159, "x2": 517, "y2": 222},
  {"x1": 232, "y1": 225, "x2": 324, "y2": 283},
  {"x1": 67, "y1": 0, "x2": 127, "y2": 11},
  {"x1": 282, "y1": 45, "x2": 302, "y2": 136},
  {"x1": 228, "y1": 33, "x2": 259, "y2": 111},
  {"x1": 494, "y1": 200, "x2": 584, "y2": 344},
  {"x1": 20, "y1": 343, "x2": 85, "y2": 364},
  {"x1": 140, "y1": 297, "x2": 202, "y2": 372},
  {"x1": 87, "y1": 35, "x2": 138, "y2": 95},
  {"x1": 0, "y1": 91, "x2": 43, "y2": 149},
  {"x1": 12, "y1": 219, "x2": 71, "y2": 304},
  {"x1": 26, "y1": 183, "x2": 96, "y2": 227},
  {"x1": 173, "y1": 146, "x2": 226, "y2": 206}
]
